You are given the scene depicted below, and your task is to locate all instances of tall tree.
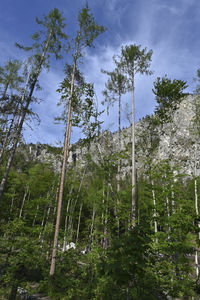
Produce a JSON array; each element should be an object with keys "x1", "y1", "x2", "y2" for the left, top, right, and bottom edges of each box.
[
  {"x1": 0, "y1": 59, "x2": 23, "y2": 106},
  {"x1": 116, "y1": 44, "x2": 153, "y2": 226},
  {"x1": 0, "y1": 60, "x2": 24, "y2": 160},
  {"x1": 152, "y1": 75, "x2": 188, "y2": 124},
  {"x1": 0, "y1": 8, "x2": 67, "y2": 201},
  {"x1": 102, "y1": 66, "x2": 126, "y2": 193},
  {"x1": 50, "y1": 3, "x2": 105, "y2": 276}
]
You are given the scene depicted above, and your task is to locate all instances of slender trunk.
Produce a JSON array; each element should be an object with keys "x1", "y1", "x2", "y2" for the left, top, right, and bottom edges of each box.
[
  {"x1": 89, "y1": 205, "x2": 96, "y2": 245},
  {"x1": 50, "y1": 38, "x2": 79, "y2": 276},
  {"x1": 151, "y1": 180, "x2": 158, "y2": 243},
  {"x1": 116, "y1": 94, "x2": 121, "y2": 235},
  {"x1": 19, "y1": 190, "x2": 27, "y2": 218},
  {"x1": 195, "y1": 250, "x2": 199, "y2": 278},
  {"x1": 103, "y1": 188, "x2": 109, "y2": 249},
  {"x1": 117, "y1": 94, "x2": 121, "y2": 193},
  {"x1": 53, "y1": 186, "x2": 59, "y2": 216},
  {"x1": 68, "y1": 169, "x2": 86, "y2": 239},
  {"x1": 8, "y1": 191, "x2": 15, "y2": 222},
  {"x1": 63, "y1": 186, "x2": 73, "y2": 251},
  {"x1": 76, "y1": 201, "x2": 83, "y2": 243},
  {"x1": 0, "y1": 33, "x2": 51, "y2": 201},
  {"x1": 39, "y1": 210, "x2": 46, "y2": 241},
  {"x1": 171, "y1": 184, "x2": 175, "y2": 213},
  {"x1": 32, "y1": 205, "x2": 39, "y2": 227},
  {"x1": 101, "y1": 182, "x2": 105, "y2": 247},
  {"x1": 131, "y1": 80, "x2": 136, "y2": 227},
  {"x1": 194, "y1": 142, "x2": 199, "y2": 277}
]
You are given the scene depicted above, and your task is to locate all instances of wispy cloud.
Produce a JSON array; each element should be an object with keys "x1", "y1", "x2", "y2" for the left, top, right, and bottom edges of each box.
[{"x1": 1, "y1": 0, "x2": 200, "y2": 145}]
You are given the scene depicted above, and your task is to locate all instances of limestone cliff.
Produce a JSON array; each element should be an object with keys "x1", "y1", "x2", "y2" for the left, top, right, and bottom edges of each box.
[{"x1": 19, "y1": 94, "x2": 200, "y2": 177}]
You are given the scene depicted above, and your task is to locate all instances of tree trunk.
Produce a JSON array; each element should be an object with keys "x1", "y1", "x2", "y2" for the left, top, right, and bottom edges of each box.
[
  {"x1": 117, "y1": 94, "x2": 121, "y2": 193},
  {"x1": 63, "y1": 186, "x2": 73, "y2": 251},
  {"x1": 194, "y1": 142, "x2": 199, "y2": 277},
  {"x1": 32, "y1": 205, "x2": 39, "y2": 227},
  {"x1": 101, "y1": 182, "x2": 105, "y2": 247},
  {"x1": 19, "y1": 190, "x2": 27, "y2": 219},
  {"x1": 0, "y1": 32, "x2": 51, "y2": 201},
  {"x1": 103, "y1": 188, "x2": 109, "y2": 249},
  {"x1": 151, "y1": 180, "x2": 158, "y2": 243},
  {"x1": 131, "y1": 82, "x2": 136, "y2": 227},
  {"x1": 68, "y1": 168, "x2": 86, "y2": 240},
  {"x1": 89, "y1": 205, "x2": 96, "y2": 247},
  {"x1": 50, "y1": 39, "x2": 79, "y2": 276},
  {"x1": 76, "y1": 201, "x2": 83, "y2": 243}
]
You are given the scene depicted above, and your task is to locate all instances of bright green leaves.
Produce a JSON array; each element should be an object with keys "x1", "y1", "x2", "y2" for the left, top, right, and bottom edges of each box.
[{"x1": 153, "y1": 75, "x2": 188, "y2": 124}]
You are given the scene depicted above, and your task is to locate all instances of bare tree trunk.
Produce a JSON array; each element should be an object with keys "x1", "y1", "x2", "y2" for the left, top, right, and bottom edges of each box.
[
  {"x1": 68, "y1": 169, "x2": 86, "y2": 240},
  {"x1": 62, "y1": 186, "x2": 73, "y2": 251},
  {"x1": 101, "y1": 182, "x2": 105, "y2": 247},
  {"x1": 39, "y1": 209, "x2": 46, "y2": 241},
  {"x1": 76, "y1": 201, "x2": 83, "y2": 243},
  {"x1": 19, "y1": 190, "x2": 27, "y2": 218},
  {"x1": 194, "y1": 142, "x2": 199, "y2": 277},
  {"x1": 131, "y1": 82, "x2": 136, "y2": 227},
  {"x1": 151, "y1": 180, "x2": 158, "y2": 243},
  {"x1": 32, "y1": 205, "x2": 39, "y2": 227},
  {"x1": 8, "y1": 191, "x2": 15, "y2": 222},
  {"x1": 103, "y1": 188, "x2": 109, "y2": 250},
  {"x1": 89, "y1": 205, "x2": 96, "y2": 247},
  {"x1": 50, "y1": 40, "x2": 79, "y2": 276},
  {"x1": 117, "y1": 94, "x2": 121, "y2": 193},
  {"x1": 116, "y1": 94, "x2": 121, "y2": 236}
]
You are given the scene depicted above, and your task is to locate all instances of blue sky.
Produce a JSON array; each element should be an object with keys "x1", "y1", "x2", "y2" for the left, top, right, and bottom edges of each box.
[{"x1": 1, "y1": 0, "x2": 200, "y2": 145}]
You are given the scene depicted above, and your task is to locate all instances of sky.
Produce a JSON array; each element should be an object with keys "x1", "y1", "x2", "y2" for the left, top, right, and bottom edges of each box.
[{"x1": 1, "y1": 0, "x2": 200, "y2": 146}]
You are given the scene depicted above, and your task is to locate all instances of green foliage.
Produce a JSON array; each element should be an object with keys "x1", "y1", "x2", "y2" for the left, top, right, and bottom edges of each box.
[
  {"x1": 116, "y1": 44, "x2": 153, "y2": 89},
  {"x1": 0, "y1": 5, "x2": 199, "y2": 300},
  {"x1": 16, "y1": 8, "x2": 67, "y2": 62},
  {"x1": 153, "y1": 75, "x2": 188, "y2": 123},
  {"x1": 102, "y1": 66, "x2": 127, "y2": 115},
  {"x1": 77, "y1": 2, "x2": 106, "y2": 49}
]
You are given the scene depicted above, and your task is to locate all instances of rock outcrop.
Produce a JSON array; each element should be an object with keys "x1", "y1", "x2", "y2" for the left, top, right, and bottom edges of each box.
[{"x1": 19, "y1": 94, "x2": 200, "y2": 177}]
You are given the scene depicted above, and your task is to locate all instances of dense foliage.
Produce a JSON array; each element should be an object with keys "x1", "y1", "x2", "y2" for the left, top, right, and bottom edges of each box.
[{"x1": 0, "y1": 4, "x2": 200, "y2": 300}]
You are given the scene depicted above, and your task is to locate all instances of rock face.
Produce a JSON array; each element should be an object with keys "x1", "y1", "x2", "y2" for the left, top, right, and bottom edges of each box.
[
  {"x1": 17, "y1": 143, "x2": 63, "y2": 173},
  {"x1": 68, "y1": 94, "x2": 200, "y2": 177},
  {"x1": 19, "y1": 94, "x2": 200, "y2": 177}
]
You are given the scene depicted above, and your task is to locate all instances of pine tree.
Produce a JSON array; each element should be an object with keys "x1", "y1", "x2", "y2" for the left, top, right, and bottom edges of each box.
[
  {"x1": 50, "y1": 3, "x2": 105, "y2": 276},
  {"x1": 116, "y1": 44, "x2": 153, "y2": 226}
]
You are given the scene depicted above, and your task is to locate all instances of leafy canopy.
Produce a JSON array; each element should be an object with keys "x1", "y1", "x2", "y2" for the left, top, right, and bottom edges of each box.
[{"x1": 153, "y1": 75, "x2": 188, "y2": 123}]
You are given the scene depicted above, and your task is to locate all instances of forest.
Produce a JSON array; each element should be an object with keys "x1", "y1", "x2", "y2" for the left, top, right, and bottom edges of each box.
[{"x1": 1, "y1": 3, "x2": 200, "y2": 300}]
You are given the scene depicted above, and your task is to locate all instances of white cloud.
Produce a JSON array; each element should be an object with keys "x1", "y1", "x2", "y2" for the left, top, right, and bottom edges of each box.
[{"x1": 1, "y1": 0, "x2": 200, "y2": 145}]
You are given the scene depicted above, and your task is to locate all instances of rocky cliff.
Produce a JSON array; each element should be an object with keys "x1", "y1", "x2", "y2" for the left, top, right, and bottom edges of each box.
[{"x1": 19, "y1": 94, "x2": 200, "y2": 177}]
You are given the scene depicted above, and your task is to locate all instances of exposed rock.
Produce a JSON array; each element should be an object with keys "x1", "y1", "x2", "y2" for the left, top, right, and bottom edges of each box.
[{"x1": 18, "y1": 94, "x2": 200, "y2": 177}]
